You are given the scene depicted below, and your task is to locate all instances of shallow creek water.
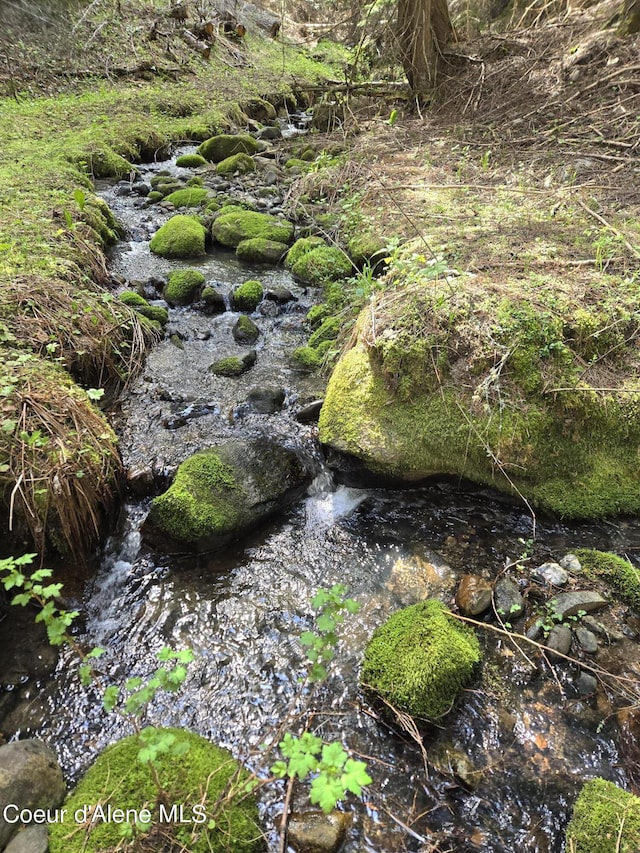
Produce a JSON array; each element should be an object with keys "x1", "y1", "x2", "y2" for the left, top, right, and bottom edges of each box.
[{"x1": 21, "y1": 149, "x2": 640, "y2": 851}]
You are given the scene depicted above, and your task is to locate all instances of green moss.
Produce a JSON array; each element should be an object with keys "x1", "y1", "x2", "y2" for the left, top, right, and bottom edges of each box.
[
  {"x1": 566, "y1": 778, "x2": 640, "y2": 853},
  {"x1": 285, "y1": 236, "x2": 326, "y2": 269},
  {"x1": 197, "y1": 133, "x2": 259, "y2": 162},
  {"x1": 361, "y1": 599, "x2": 481, "y2": 720},
  {"x1": 348, "y1": 232, "x2": 388, "y2": 266},
  {"x1": 236, "y1": 238, "x2": 289, "y2": 264},
  {"x1": 48, "y1": 728, "x2": 261, "y2": 853},
  {"x1": 290, "y1": 245, "x2": 352, "y2": 286},
  {"x1": 210, "y1": 356, "x2": 248, "y2": 376},
  {"x1": 164, "y1": 269, "x2": 206, "y2": 305},
  {"x1": 149, "y1": 215, "x2": 206, "y2": 258},
  {"x1": 147, "y1": 190, "x2": 164, "y2": 203},
  {"x1": 186, "y1": 176, "x2": 204, "y2": 187},
  {"x1": 217, "y1": 152, "x2": 256, "y2": 175},
  {"x1": 284, "y1": 158, "x2": 308, "y2": 170},
  {"x1": 201, "y1": 286, "x2": 226, "y2": 313},
  {"x1": 119, "y1": 290, "x2": 147, "y2": 308},
  {"x1": 291, "y1": 346, "x2": 322, "y2": 370},
  {"x1": 233, "y1": 314, "x2": 260, "y2": 343},
  {"x1": 308, "y1": 316, "x2": 341, "y2": 349},
  {"x1": 232, "y1": 280, "x2": 264, "y2": 311},
  {"x1": 176, "y1": 153, "x2": 208, "y2": 168},
  {"x1": 212, "y1": 210, "x2": 294, "y2": 248},
  {"x1": 148, "y1": 452, "x2": 239, "y2": 542},
  {"x1": 164, "y1": 187, "x2": 210, "y2": 208},
  {"x1": 573, "y1": 549, "x2": 640, "y2": 609}
]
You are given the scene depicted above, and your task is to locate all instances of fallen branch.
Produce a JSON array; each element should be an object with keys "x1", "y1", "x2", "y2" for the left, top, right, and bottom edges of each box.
[
  {"x1": 182, "y1": 28, "x2": 211, "y2": 58},
  {"x1": 574, "y1": 197, "x2": 640, "y2": 258}
]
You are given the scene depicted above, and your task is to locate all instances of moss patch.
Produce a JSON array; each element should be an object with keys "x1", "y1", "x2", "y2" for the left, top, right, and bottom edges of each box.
[
  {"x1": 292, "y1": 346, "x2": 322, "y2": 370},
  {"x1": 164, "y1": 187, "x2": 210, "y2": 208},
  {"x1": 236, "y1": 238, "x2": 289, "y2": 264},
  {"x1": 149, "y1": 215, "x2": 206, "y2": 258},
  {"x1": 217, "y1": 153, "x2": 256, "y2": 175},
  {"x1": 285, "y1": 236, "x2": 326, "y2": 269},
  {"x1": 232, "y1": 280, "x2": 264, "y2": 312},
  {"x1": 48, "y1": 728, "x2": 261, "y2": 853},
  {"x1": 361, "y1": 599, "x2": 481, "y2": 720},
  {"x1": 164, "y1": 269, "x2": 206, "y2": 305},
  {"x1": 119, "y1": 291, "x2": 168, "y2": 325},
  {"x1": 566, "y1": 778, "x2": 640, "y2": 853},
  {"x1": 197, "y1": 133, "x2": 259, "y2": 162},
  {"x1": 289, "y1": 245, "x2": 352, "y2": 286},
  {"x1": 212, "y1": 210, "x2": 295, "y2": 249},
  {"x1": 574, "y1": 549, "x2": 640, "y2": 610},
  {"x1": 175, "y1": 153, "x2": 208, "y2": 168}
]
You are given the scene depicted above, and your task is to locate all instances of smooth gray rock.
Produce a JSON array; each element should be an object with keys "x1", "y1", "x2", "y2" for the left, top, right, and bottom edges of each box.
[
  {"x1": 546, "y1": 624, "x2": 573, "y2": 658},
  {"x1": 0, "y1": 740, "x2": 65, "y2": 849},
  {"x1": 581, "y1": 615, "x2": 623, "y2": 642},
  {"x1": 4, "y1": 825, "x2": 48, "y2": 853},
  {"x1": 559, "y1": 553, "x2": 582, "y2": 573},
  {"x1": 550, "y1": 591, "x2": 607, "y2": 619},
  {"x1": 246, "y1": 387, "x2": 285, "y2": 414},
  {"x1": 575, "y1": 626, "x2": 599, "y2": 653},
  {"x1": 535, "y1": 562, "x2": 569, "y2": 586},
  {"x1": 296, "y1": 400, "x2": 324, "y2": 424},
  {"x1": 493, "y1": 577, "x2": 524, "y2": 620},
  {"x1": 576, "y1": 671, "x2": 598, "y2": 695}
]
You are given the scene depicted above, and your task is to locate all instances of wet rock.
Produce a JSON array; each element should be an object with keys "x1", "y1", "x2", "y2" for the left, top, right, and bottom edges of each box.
[
  {"x1": 493, "y1": 577, "x2": 524, "y2": 620},
  {"x1": 559, "y1": 553, "x2": 582, "y2": 573},
  {"x1": 386, "y1": 555, "x2": 453, "y2": 606},
  {"x1": 575, "y1": 671, "x2": 598, "y2": 695},
  {"x1": 232, "y1": 315, "x2": 260, "y2": 344},
  {"x1": 258, "y1": 300, "x2": 279, "y2": 318},
  {"x1": 246, "y1": 387, "x2": 285, "y2": 414},
  {"x1": 256, "y1": 126, "x2": 282, "y2": 140},
  {"x1": 534, "y1": 562, "x2": 569, "y2": 586},
  {"x1": 575, "y1": 626, "x2": 598, "y2": 653},
  {"x1": 550, "y1": 591, "x2": 608, "y2": 619},
  {"x1": 170, "y1": 333, "x2": 184, "y2": 350},
  {"x1": 209, "y1": 350, "x2": 257, "y2": 377},
  {"x1": 266, "y1": 285, "x2": 296, "y2": 303},
  {"x1": 144, "y1": 439, "x2": 311, "y2": 551},
  {"x1": 199, "y1": 286, "x2": 226, "y2": 314},
  {"x1": 126, "y1": 465, "x2": 156, "y2": 496},
  {"x1": 525, "y1": 617, "x2": 544, "y2": 641},
  {"x1": 287, "y1": 810, "x2": 350, "y2": 853},
  {"x1": 4, "y1": 825, "x2": 48, "y2": 853},
  {"x1": 582, "y1": 615, "x2": 623, "y2": 642},
  {"x1": 545, "y1": 624, "x2": 573, "y2": 659},
  {"x1": 0, "y1": 740, "x2": 65, "y2": 849},
  {"x1": 456, "y1": 574, "x2": 493, "y2": 616},
  {"x1": 296, "y1": 399, "x2": 324, "y2": 423}
]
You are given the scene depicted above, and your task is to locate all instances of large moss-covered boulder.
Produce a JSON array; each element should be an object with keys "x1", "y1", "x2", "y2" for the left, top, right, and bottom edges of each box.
[
  {"x1": 149, "y1": 215, "x2": 206, "y2": 258},
  {"x1": 574, "y1": 549, "x2": 640, "y2": 609},
  {"x1": 48, "y1": 729, "x2": 261, "y2": 853},
  {"x1": 197, "y1": 133, "x2": 259, "y2": 163},
  {"x1": 144, "y1": 440, "x2": 310, "y2": 550},
  {"x1": 289, "y1": 244, "x2": 351, "y2": 286},
  {"x1": 319, "y1": 278, "x2": 640, "y2": 518},
  {"x1": 236, "y1": 238, "x2": 289, "y2": 264},
  {"x1": 232, "y1": 280, "x2": 264, "y2": 311},
  {"x1": 212, "y1": 209, "x2": 294, "y2": 249},
  {"x1": 164, "y1": 269, "x2": 206, "y2": 305},
  {"x1": 217, "y1": 153, "x2": 255, "y2": 175},
  {"x1": 566, "y1": 778, "x2": 640, "y2": 853},
  {"x1": 361, "y1": 599, "x2": 481, "y2": 720}
]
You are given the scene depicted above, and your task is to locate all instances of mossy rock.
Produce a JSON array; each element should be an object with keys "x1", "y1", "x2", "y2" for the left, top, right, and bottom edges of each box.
[
  {"x1": 197, "y1": 133, "x2": 259, "y2": 163},
  {"x1": 149, "y1": 215, "x2": 206, "y2": 259},
  {"x1": 565, "y1": 778, "x2": 640, "y2": 853},
  {"x1": 308, "y1": 316, "x2": 341, "y2": 349},
  {"x1": 48, "y1": 728, "x2": 261, "y2": 853},
  {"x1": 154, "y1": 179, "x2": 183, "y2": 197},
  {"x1": 361, "y1": 599, "x2": 482, "y2": 720},
  {"x1": 232, "y1": 280, "x2": 264, "y2": 312},
  {"x1": 236, "y1": 238, "x2": 289, "y2": 264},
  {"x1": 284, "y1": 237, "x2": 326, "y2": 270},
  {"x1": 164, "y1": 269, "x2": 206, "y2": 306},
  {"x1": 244, "y1": 97, "x2": 277, "y2": 122},
  {"x1": 187, "y1": 176, "x2": 204, "y2": 187},
  {"x1": 212, "y1": 210, "x2": 294, "y2": 249},
  {"x1": 233, "y1": 315, "x2": 260, "y2": 344},
  {"x1": 217, "y1": 153, "x2": 256, "y2": 175},
  {"x1": 318, "y1": 271, "x2": 640, "y2": 518},
  {"x1": 305, "y1": 303, "x2": 331, "y2": 329},
  {"x1": 290, "y1": 246, "x2": 351, "y2": 286},
  {"x1": 201, "y1": 286, "x2": 227, "y2": 314},
  {"x1": 291, "y1": 346, "x2": 322, "y2": 371},
  {"x1": 175, "y1": 153, "x2": 208, "y2": 168},
  {"x1": 348, "y1": 232, "x2": 388, "y2": 267},
  {"x1": 574, "y1": 549, "x2": 640, "y2": 609},
  {"x1": 209, "y1": 351, "x2": 256, "y2": 376},
  {"x1": 284, "y1": 158, "x2": 308, "y2": 170},
  {"x1": 144, "y1": 441, "x2": 309, "y2": 550},
  {"x1": 164, "y1": 187, "x2": 210, "y2": 208},
  {"x1": 147, "y1": 190, "x2": 164, "y2": 203}
]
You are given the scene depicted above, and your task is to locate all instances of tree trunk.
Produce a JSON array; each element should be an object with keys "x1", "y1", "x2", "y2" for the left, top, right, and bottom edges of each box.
[{"x1": 397, "y1": 0, "x2": 453, "y2": 94}]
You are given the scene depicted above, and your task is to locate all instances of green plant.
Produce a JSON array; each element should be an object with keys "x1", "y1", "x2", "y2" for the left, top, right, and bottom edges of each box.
[{"x1": 300, "y1": 583, "x2": 361, "y2": 681}]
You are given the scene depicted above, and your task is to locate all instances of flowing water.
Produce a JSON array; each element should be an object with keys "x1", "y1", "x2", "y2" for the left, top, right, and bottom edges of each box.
[{"x1": 10, "y1": 147, "x2": 640, "y2": 852}]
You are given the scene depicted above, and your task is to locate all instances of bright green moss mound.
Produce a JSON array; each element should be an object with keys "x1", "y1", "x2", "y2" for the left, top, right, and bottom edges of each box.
[
  {"x1": 210, "y1": 356, "x2": 249, "y2": 376},
  {"x1": 48, "y1": 728, "x2": 261, "y2": 853},
  {"x1": 232, "y1": 280, "x2": 264, "y2": 311},
  {"x1": 119, "y1": 291, "x2": 168, "y2": 325},
  {"x1": 164, "y1": 269, "x2": 206, "y2": 305},
  {"x1": 148, "y1": 452, "x2": 240, "y2": 543},
  {"x1": 292, "y1": 346, "x2": 322, "y2": 370},
  {"x1": 361, "y1": 599, "x2": 481, "y2": 720},
  {"x1": 285, "y1": 236, "x2": 326, "y2": 269},
  {"x1": 217, "y1": 152, "x2": 255, "y2": 175},
  {"x1": 574, "y1": 549, "x2": 640, "y2": 609},
  {"x1": 212, "y1": 210, "x2": 294, "y2": 249},
  {"x1": 566, "y1": 778, "x2": 640, "y2": 853},
  {"x1": 308, "y1": 316, "x2": 341, "y2": 348},
  {"x1": 164, "y1": 187, "x2": 210, "y2": 208},
  {"x1": 149, "y1": 215, "x2": 206, "y2": 258},
  {"x1": 197, "y1": 133, "x2": 259, "y2": 162},
  {"x1": 176, "y1": 153, "x2": 208, "y2": 168},
  {"x1": 289, "y1": 245, "x2": 351, "y2": 286},
  {"x1": 236, "y1": 238, "x2": 289, "y2": 264}
]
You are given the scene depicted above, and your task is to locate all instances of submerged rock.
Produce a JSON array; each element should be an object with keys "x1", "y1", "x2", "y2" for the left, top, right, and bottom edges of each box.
[
  {"x1": 287, "y1": 811, "x2": 350, "y2": 853},
  {"x1": 144, "y1": 440, "x2": 310, "y2": 551},
  {"x1": 209, "y1": 350, "x2": 257, "y2": 376},
  {"x1": 456, "y1": 574, "x2": 493, "y2": 616},
  {"x1": 246, "y1": 387, "x2": 285, "y2": 413}
]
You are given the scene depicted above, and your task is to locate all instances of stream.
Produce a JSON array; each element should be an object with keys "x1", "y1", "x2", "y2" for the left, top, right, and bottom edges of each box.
[{"x1": 7, "y1": 142, "x2": 640, "y2": 852}]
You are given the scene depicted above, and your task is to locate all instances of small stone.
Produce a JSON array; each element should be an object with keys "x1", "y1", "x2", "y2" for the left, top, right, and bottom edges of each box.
[
  {"x1": 287, "y1": 811, "x2": 350, "y2": 853},
  {"x1": 551, "y1": 591, "x2": 608, "y2": 619},
  {"x1": 169, "y1": 333, "x2": 184, "y2": 350},
  {"x1": 295, "y1": 400, "x2": 324, "y2": 424},
  {"x1": 232, "y1": 315, "x2": 260, "y2": 344},
  {"x1": 126, "y1": 466, "x2": 155, "y2": 496},
  {"x1": 265, "y1": 285, "x2": 296, "y2": 303},
  {"x1": 581, "y1": 615, "x2": 623, "y2": 642},
  {"x1": 493, "y1": 577, "x2": 524, "y2": 620},
  {"x1": 576, "y1": 671, "x2": 598, "y2": 695},
  {"x1": 575, "y1": 626, "x2": 598, "y2": 653},
  {"x1": 559, "y1": 553, "x2": 582, "y2": 573},
  {"x1": 246, "y1": 387, "x2": 285, "y2": 413},
  {"x1": 534, "y1": 562, "x2": 569, "y2": 586},
  {"x1": 456, "y1": 574, "x2": 493, "y2": 616},
  {"x1": 525, "y1": 617, "x2": 544, "y2": 641},
  {"x1": 546, "y1": 624, "x2": 573, "y2": 659}
]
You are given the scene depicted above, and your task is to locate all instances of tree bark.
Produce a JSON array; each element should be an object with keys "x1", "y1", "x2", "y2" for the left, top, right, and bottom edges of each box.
[{"x1": 397, "y1": 0, "x2": 453, "y2": 94}]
